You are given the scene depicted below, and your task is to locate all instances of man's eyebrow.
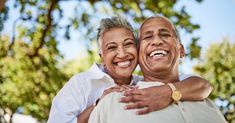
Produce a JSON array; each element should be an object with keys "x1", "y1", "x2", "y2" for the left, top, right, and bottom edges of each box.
[
  {"x1": 143, "y1": 30, "x2": 153, "y2": 35},
  {"x1": 159, "y1": 28, "x2": 171, "y2": 33}
]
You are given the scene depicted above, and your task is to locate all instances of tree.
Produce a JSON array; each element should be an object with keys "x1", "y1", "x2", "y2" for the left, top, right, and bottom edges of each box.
[
  {"x1": 194, "y1": 39, "x2": 235, "y2": 123},
  {"x1": 0, "y1": 35, "x2": 69, "y2": 122},
  {"x1": 0, "y1": 0, "x2": 202, "y2": 59},
  {"x1": 0, "y1": 0, "x2": 204, "y2": 122}
]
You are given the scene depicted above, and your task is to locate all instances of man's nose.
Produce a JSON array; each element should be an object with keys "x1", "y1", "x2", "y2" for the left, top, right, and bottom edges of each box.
[
  {"x1": 117, "y1": 47, "x2": 128, "y2": 58},
  {"x1": 151, "y1": 35, "x2": 163, "y2": 46}
]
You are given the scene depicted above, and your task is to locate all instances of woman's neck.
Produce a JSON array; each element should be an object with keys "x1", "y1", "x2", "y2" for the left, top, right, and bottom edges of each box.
[{"x1": 114, "y1": 77, "x2": 132, "y2": 85}]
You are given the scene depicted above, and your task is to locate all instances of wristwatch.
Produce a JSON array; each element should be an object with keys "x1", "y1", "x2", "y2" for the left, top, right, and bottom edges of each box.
[{"x1": 167, "y1": 83, "x2": 182, "y2": 103}]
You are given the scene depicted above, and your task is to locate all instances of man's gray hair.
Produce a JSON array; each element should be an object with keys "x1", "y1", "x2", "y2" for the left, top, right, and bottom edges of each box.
[
  {"x1": 97, "y1": 16, "x2": 134, "y2": 54},
  {"x1": 139, "y1": 15, "x2": 181, "y2": 42}
]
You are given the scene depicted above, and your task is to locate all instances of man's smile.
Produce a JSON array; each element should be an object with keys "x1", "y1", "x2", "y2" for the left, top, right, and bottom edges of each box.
[{"x1": 148, "y1": 49, "x2": 169, "y2": 60}]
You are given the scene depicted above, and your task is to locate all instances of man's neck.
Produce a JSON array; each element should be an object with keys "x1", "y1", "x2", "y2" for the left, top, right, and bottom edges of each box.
[{"x1": 143, "y1": 71, "x2": 179, "y2": 84}]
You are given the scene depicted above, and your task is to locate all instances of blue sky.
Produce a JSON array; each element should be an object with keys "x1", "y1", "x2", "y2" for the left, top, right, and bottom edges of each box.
[
  {"x1": 178, "y1": 0, "x2": 235, "y2": 46},
  {"x1": 57, "y1": 0, "x2": 235, "y2": 73},
  {"x1": 177, "y1": 0, "x2": 235, "y2": 73},
  {"x1": 58, "y1": 0, "x2": 235, "y2": 58}
]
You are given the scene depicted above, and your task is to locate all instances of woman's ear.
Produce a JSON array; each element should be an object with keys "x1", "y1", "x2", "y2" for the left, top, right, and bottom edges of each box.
[{"x1": 99, "y1": 53, "x2": 104, "y2": 63}]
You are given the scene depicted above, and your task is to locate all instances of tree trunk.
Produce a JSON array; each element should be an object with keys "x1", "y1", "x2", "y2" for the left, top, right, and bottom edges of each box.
[
  {"x1": 0, "y1": 108, "x2": 6, "y2": 123},
  {"x1": 9, "y1": 113, "x2": 13, "y2": 123},
  {"x1": 0, "y1": 0, "x2": 7, "y2": 11}
]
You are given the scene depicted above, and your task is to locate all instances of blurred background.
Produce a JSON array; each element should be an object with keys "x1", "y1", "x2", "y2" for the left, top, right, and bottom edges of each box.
[{"x1": 0, "y1": 0, "x2": 234, "y2": 123}]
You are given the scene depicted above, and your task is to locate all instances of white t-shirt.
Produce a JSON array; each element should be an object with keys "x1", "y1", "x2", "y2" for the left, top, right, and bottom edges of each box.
[{"x1": 88, "y1": 81, "x2": 226, "y2": 123}]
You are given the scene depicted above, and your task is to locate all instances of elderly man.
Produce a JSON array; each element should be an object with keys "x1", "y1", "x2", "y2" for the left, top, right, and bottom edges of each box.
[{"x1": 88, "y1": 15, "x2": 226, "y2": 123}]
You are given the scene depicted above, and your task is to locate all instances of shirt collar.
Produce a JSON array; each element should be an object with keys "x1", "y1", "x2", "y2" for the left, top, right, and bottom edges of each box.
[{"x1": 87, "y1": 63, "x2": 111, "y2": 80}]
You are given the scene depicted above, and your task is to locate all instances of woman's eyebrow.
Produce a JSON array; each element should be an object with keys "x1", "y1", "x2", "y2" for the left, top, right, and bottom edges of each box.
[
  {"x1": 123, "y1": 38, "x2": 134, "y2": 42},
  {"x1": 105, "y1": 42, "x2": 116, "y2": 47}
]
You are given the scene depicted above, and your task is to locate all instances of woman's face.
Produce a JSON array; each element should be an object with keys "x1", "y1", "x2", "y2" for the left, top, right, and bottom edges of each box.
[{"x1": 100, "y1": 27, "x2": 138, "y2": 84}]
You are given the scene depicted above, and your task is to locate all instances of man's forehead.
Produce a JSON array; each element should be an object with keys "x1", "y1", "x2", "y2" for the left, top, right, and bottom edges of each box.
[{"x1": 140, "y1": 17, "x2": 173, "y2": 33}]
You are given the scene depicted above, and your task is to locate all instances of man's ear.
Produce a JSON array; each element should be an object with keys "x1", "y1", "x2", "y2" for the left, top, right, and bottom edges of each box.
[{"x1": 179, "y1": 44, "x2": 185, "y2": 58}]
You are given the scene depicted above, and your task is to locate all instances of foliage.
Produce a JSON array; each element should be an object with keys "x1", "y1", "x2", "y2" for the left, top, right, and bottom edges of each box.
[
  {"x1": 0, "y1": 0, "x2": 204, "y2": 122},
  {"x1": 0, "y1": 0, "x2": 202, "y2": 58},
  {"x1": 194, "y1": 39, "x2": 235, "y2": 122},
  {"x1": 0, "y1": 35, "x2": 68, "y2": 122},
  {"x1": 61, "y1": 42, "x2": 100, "y2": 77}
]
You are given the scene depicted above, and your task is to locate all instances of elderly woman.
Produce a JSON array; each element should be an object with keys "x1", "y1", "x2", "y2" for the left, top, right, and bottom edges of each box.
[{"x1": 47, "y1": 16, "x2": 212, "y2": 123}]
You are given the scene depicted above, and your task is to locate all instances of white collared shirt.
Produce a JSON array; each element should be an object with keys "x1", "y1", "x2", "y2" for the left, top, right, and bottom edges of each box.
[
  {"x1": 88, "y1": 81, "x2": 226, "y2": 123},
  {"x1": 47, "y1": 63, "x2": 140, "y2": 123}
]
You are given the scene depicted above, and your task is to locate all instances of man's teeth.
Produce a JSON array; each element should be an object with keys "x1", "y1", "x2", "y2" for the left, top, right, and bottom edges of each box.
[
  {"x1": 150, "y1": 50, "x2": 168, "y2": 57},
  {"x1": 117, "y1": 60, "x2": 131, "y2": 67}
]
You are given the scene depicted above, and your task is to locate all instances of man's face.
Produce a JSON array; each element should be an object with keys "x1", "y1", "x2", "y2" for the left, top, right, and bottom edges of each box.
[
  {"x1": 100, "y1": 27, "x2": 138, "y2": 81},
  {"x1": 138, "y1": 17, "x2": 185, "y2": 77}
]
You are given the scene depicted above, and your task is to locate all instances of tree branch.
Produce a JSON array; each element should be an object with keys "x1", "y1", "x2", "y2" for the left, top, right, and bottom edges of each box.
[
  {"x1": 28, "y1": 0, "x2": 58, "y2": 58},
  {"x1": 0, "y1": 0, "x2": 7, "y2": 11}
]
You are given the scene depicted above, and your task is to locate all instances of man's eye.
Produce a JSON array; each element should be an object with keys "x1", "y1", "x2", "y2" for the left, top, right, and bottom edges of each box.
[
  {"x1": 159, "y1": 33, "x2": 171, "y2": 37},
  {"x1": 143, "y1": 35, "x2": 152, "y2": 40}
]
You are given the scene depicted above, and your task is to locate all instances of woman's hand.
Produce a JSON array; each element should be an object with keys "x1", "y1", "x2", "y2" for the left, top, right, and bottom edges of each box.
[
  {"x1": 120, "y1": 85, "x2": 172, "y2": 115},
  {"x1": 100, "y1": 85, "x2": 137, "y2": 99}
]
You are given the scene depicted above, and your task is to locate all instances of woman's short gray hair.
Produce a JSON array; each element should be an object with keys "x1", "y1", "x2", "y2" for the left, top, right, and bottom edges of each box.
[{"x1": 97, "y1": 16, "x2": 134, "y2": 54}]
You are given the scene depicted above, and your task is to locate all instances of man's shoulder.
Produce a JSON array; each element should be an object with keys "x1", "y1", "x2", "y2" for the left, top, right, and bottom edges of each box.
[{"x1": 96, "y1": 92, "x2": 123, "y2": 109}]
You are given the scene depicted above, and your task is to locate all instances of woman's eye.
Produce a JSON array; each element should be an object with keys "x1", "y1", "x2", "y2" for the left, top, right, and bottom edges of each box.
[
  {"x1": 107, "y1": 46, "x2": 116, "y2": 50},
  {"x1": 125, "y1": 42, "x2": 134, "y2": 46}
]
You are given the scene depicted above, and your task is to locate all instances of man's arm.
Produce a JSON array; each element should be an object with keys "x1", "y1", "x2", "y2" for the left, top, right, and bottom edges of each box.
[{"x1": 120, "y1": 76, "x2": 212, "y2": 114}]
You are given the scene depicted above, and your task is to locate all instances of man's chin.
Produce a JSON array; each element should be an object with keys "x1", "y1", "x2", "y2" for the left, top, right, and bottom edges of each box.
[{"x1": 147, "y1": 65, "x2": 170, "y2": 72}]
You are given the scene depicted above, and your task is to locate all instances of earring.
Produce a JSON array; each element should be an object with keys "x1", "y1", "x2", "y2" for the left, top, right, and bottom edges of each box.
[{"x1": 103, "y1": 64, "x2": 108, "y2": 73}]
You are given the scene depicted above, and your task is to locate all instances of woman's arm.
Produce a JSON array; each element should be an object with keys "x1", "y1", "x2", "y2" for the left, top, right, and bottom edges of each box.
[
  {"x1": 77, "y1": 105, "x2": 95, "y2": 123},
  {"x1": 175, "y1": 76, "x2": 213, "y2": 101},
  {"x1": 120, "y1": 76, "x2": 213, "y2": 115},
  {"x1": 77, "y1": 85, "x2": 126, "y2": 123}
]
